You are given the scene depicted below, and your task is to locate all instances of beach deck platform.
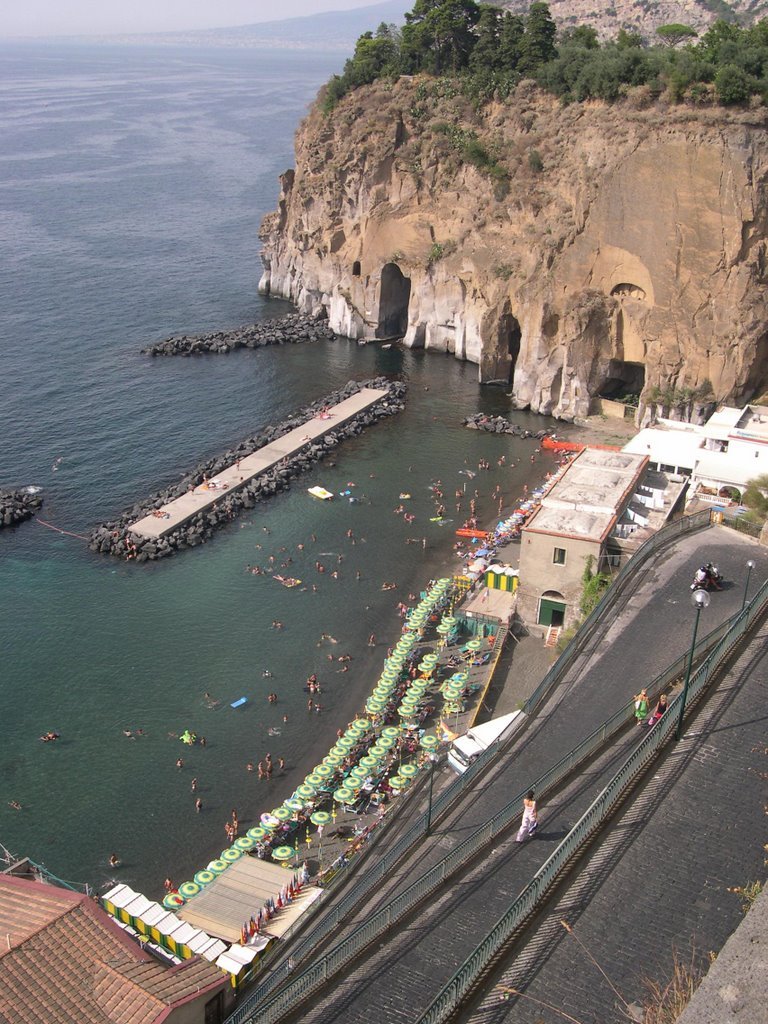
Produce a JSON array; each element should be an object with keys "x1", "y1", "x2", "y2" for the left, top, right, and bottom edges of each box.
[{"x1": 129, "y1": 387, "x2": 389, "y2": 540}]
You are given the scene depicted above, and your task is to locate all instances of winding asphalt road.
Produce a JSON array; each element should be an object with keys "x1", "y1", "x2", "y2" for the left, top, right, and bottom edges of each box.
[{"x1": 248, "y1": 523, "x2": 768, "y2": 1024}]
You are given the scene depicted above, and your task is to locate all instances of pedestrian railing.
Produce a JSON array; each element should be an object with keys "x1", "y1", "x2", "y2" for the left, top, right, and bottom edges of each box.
[
  {"x1": 224, "y1": 510, "x2": 715, "y2": 1024},
  {"x1": 416, "y1": 578, "x2": 768, "y2": 1024},
  {"x1": 523, "y1": 508, "x2": 713, "y2": 715},
  {"x1": 231, "y1": 601, "x2": 744, "y2": 1024}
]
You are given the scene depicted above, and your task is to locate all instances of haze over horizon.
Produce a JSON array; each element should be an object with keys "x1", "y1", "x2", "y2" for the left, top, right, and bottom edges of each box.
[{"x1": 1, "y1": 0, "x2": 390, "y2": 39}]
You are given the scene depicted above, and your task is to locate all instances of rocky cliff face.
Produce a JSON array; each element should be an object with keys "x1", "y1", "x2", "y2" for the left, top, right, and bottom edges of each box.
[
  {"x1": 259, "y1": 79, "x2": 768, "y2": 422},
  {"x1": 497, "y1": 0, "x2": 768, "y2": 43}
]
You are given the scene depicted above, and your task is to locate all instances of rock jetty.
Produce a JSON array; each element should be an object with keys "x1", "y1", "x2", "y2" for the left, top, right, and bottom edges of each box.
[
  {"x1": 462, "y1": 413, "x2": 553, "y2": 441},
  {"x1": 0, "y1": 488, "x2": 43, "y2": 529},
  {"x1": 142, "y1": 312, "x2": 337, "y2": 356},
  {"x1": 89, "y1": 378, "x2": 406, "y2": 561}
]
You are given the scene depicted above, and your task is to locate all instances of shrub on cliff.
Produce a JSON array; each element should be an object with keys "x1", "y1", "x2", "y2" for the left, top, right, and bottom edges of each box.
[{"x1": 321, "y1": 2, "x2": 768, "y2": 114}]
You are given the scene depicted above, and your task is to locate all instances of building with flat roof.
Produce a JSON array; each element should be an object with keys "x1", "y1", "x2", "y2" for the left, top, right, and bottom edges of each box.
[
  {"x1": 623, "y1": 404, "x2": 768, "y2": 503},
  {"x1": 517, "y1": 448, "x2": 687, "y2": 630},
  {"x1": 0, "y1": 871, "x2": 230, "y2": 1024}
]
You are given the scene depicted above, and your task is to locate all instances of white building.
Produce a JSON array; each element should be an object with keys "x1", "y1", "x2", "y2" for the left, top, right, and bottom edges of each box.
[{"x1": 623, "y1": 405, "x2": 768, "y2": 503}]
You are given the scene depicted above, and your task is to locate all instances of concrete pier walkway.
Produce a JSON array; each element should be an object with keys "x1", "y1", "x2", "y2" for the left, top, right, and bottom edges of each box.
[{"x1": 129, "y1": 387, "x2": 389, "y2": 540}]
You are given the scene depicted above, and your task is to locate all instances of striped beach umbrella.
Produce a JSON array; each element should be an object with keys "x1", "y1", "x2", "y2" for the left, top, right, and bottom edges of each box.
[
  {"x1": 382, "y1": 726, "x2": 401, "y2": 739},
  {"x1": 420, "y1": 734, "x2": 440, "y2": 751},
  {"x1": 207, "y1": 859, "x2": 228, "y2": 875},
  {"x1": 194, "y1": 869, "x2": 216, "y2": 886},
  {"x1": 305, "y1": 773, "x2": 324, "y2": 787},
  {"x1": 313, "y1": 764, "x2": 334, "y2": 779},
  {"x1": 324, "y1": 752, "x2": 344, "y2": 767},
  {"x1": 349, "y1": 765, "x2": 369, "y2": 780},
  {"x1": 235, "y1": 836, "x2": 256, "y2": 851},
  {"x1": 295, "y1": 784, "x2": 317, "y2": 799},
  {"x1": 247, "y1": 826, "x2": 269, "y2": 841},
  {"x1": 399, "y1": 763, "x2": 419, "y2": 778},
  {"x1": 271, "y1": 806, "x2": 293, "y2": 822},
  {"x1": 272, "y1": 845, "x2": 294, "y2": 861},
  {"x1": 360, "y1": 754, "x2": 379, "y2": 769},
  {"x1": 310, "y1": 810, "x2": 331, "y2": 826},
  {"x1": 333, "y1": 786, "x2": 355, "y2": 803},
  {"x1": 284, "y1": 798, "x2": 305, "y2": 812},
  {"x1": 221, "y1": 848, "x2": 242, "y2": 863}
]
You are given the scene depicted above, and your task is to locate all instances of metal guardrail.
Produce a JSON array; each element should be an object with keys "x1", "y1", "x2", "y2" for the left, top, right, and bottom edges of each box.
[
  {"x1": 417, "y1": 578, "x2": 768, "y2": 1024},
  {"x1": 236, "y1": 608, "x2": 740, "y2": 1024},
  {"x1": 225, "y1": 510, "x2": 715, "y2": 1024},
  {"x1": 523, "y1": 508, "x2": 712, "y2": 714}
]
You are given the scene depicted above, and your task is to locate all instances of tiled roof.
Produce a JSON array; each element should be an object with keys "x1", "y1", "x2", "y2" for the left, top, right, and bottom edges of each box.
[{"x1": 0, "y1": 875, "x2": 225, "y2": 1024}]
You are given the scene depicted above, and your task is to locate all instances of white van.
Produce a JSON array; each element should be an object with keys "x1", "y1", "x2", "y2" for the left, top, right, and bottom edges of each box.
[{"x1": 447, "y1": 710, "x2": 526, "y2": 774}]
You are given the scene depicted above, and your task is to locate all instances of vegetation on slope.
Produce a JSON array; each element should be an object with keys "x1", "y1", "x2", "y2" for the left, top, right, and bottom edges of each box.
[{"x1": 322, "y1": 0, "x2": 768, "y2": 110}]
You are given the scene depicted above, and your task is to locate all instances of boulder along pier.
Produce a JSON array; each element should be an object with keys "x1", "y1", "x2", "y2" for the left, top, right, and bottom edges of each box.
[{"x1": 89, "y1": 378, "x2": 406, "y2": 562}]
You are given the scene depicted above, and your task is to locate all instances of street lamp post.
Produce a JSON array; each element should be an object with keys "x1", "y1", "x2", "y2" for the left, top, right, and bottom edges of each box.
[
  {"x1": 742, "y1": 559, "x2": 756, "y2": 611},
  {"x1": 676, "y1": 588, "x2": 710, "y2": 741},
  {"x1": 425, "y1": 754, "x2": 438, "y2": 834}
]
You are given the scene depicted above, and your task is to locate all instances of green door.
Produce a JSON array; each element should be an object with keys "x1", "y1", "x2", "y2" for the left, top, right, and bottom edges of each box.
[{"x1": 538, "y1": 598, "x2": 566, "y2": 627}]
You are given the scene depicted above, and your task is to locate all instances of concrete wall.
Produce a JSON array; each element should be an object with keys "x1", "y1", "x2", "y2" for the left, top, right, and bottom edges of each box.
[{"x1": 517, "y1": 531, "x2": 601, "y2": 629}]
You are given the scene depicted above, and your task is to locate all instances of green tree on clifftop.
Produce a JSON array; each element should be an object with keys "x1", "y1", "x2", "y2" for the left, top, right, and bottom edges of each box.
[
  {"x1": 519, "y1": 1, "x2": 557, "y2": 74},
  {"x1": 402, "y1": 0, "x2": 481, "y2": 73}
]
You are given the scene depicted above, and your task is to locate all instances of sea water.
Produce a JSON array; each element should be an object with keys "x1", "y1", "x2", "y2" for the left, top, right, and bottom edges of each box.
[{"x1": 0, "y1": 42, "x2": 569, "y2": 896}]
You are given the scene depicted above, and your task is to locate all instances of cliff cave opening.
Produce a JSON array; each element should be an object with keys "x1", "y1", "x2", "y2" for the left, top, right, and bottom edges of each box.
[
  {"x1": 352, "y1": 260, "x2": 361, "y2": 277},
  {"x1": 498, "y1": 313, "x2": 521, "y2": 385},
  {"x1": 599, "y1": 359, "x2": 645, "y2": 403},
  {"x1": 376, "y1": 263, "x2": 411, "y2": 339}
]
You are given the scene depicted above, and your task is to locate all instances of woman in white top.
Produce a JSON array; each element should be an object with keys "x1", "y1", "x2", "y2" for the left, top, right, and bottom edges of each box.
[{"x1": 516, "y1": 790, "x2": 538, "y2": 842}]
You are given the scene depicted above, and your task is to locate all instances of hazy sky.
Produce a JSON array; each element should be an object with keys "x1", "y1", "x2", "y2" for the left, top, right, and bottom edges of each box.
[{"x1": 2, "y1": 1, "x2": 382, "y2": 38}]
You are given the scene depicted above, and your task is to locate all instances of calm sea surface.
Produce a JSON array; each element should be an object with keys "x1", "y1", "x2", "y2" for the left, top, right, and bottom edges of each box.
[{"x1": 0, "y1": 42, "x2": 568, "y2": 896}]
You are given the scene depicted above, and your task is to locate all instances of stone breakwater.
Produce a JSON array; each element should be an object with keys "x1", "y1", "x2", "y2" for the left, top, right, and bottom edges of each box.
[
  {"x1": 463, "y1": 413, "x2": 554, "y2": 441},
  {"x1": 141, "y1": 312, "x2": 337, "y2": 356},
  {"x1": 0, "y1": 488, "x2": 43, "y2": 528},
  {"x1": 89, "y1": 378, "x2": 406, "y2": 562}
]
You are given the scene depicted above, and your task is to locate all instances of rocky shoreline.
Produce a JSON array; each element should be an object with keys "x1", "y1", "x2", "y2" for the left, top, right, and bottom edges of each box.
[
  {"x1": 89, "y1": 377, "x2": 406, "y2": 561},
  {"x1": 0, "y1": 488, "x2": 43, "y2": 529},
  {"x1": 463, "y1": 413, "x2": 554, "y2": 441},
  {"x1": 141, "y1": 312, "x2": 337, "y2": 356}
]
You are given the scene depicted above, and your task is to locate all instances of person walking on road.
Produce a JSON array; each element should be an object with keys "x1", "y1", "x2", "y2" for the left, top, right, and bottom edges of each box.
[
  {"x1": 633, "y1": 688, "x2": 649, "y2": 726},
  {"x1": 516, "y1": 790, "x2": 538, "y2": 842}
]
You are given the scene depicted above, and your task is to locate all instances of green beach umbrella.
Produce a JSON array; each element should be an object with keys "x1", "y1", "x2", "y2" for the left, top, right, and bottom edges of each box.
[
  {"x1": 247, "y1": 826, "x2": 269, "y2": 841},
  {"x1": 284, "y1": 798, "x2": 305, "y2": 812},
  {"x1": 366, "y1": 699, "x2": 386, "y2": 713},
  {"x1": 313, "y1": 764, "x2": 334, "y2": 779},
  {"x1": 221, "y1": 848, "x2": 242, "y2": 863},
  {"x1": 389, "y1": 775, "x2": 411, "y2": 790},
  {"x1": 295, "y1": 783, "x2": 317, "y2": 799},
  {"x1": 441, "y1": 616, "x2": 457, "y2": 627},
  {"x1": 360, "y1": 754, "x2": 379, "y2": 769},
  {"x1": 451, "y1": 672, "x2": 469, "y2": 684},
  {"x1": 310, "y1": 810, "x2": 331, "y2": 826},
  {"x1": 377, "y1": 735, "x2": 397, "y2": 748},
  {"x1": 207, "y1": 859, "x2": 228, "y2": 875},
  {"x1": 235, "y1": 836, "x2": 256, "y2": 851},
  {"x1": 194, "y1": 869, "x2": 216, "y2": 886},
  {"x1": 272, "y1": 845, "x2": 294, "y2": 861},
  {"x1": 352, "y1": 718, "x2": 371, "y2": 730},
  {"x1": 305, "y1": 773, "x2": 324, "y2": 787},
  {"x1": 420, "y1": 734, "x2": 440, "y2": 751},
  {"x1": 331, "y1": 744, "x2": 350, "y2": 758},
  {"x1": 335, "y1": 736, "x2": 356, "y2": 750},
  {"x1": 465, "y1": 639, "x2": 483, "y2": 652},
  {"x1": 368, "y1": 743, "x2": 388, "y2": 758},
  {"x1": 436, "y1": 623, "x2": 451, "y2": 634},
  {"x1": 179, "y1": 881, "x2": 200, "y2": 899},
  {"x1": 418, "y1": 661, "x2": 436, "y2": 674},
  {"x1": 324, "y1": 752, "x2": 344, "y2": 766},
  {"x1": 398, "y1": 705, "x2": 418, "y2": 717},
  {"x1": 272, "y1": 806, "x2": 293, "y2": 822},
  {"x1": 399, "y1": 763, "x2": 419, "y2": 778},
  {"x1": 333, "y1": 786, "x2": 355, "y2": 802},
  {"x1": 382, "y1": 726, "x2": 401, "y2": 739}
]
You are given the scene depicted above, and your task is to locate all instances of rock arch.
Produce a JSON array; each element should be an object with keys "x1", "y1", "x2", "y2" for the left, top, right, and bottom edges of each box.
[{"x1": 376, "y1": 263, "x2": 411, "y2": 339}]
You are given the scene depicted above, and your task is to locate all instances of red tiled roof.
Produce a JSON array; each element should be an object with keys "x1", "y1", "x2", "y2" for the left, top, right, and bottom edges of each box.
[{"x1": 0, "y1": 875, "x2": 225, "y2": 1024}]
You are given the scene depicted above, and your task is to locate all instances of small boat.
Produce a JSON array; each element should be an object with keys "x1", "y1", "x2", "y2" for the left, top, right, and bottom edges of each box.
[{"x1": 308, "y1": 486, "x2": 334, "y2": 500}]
